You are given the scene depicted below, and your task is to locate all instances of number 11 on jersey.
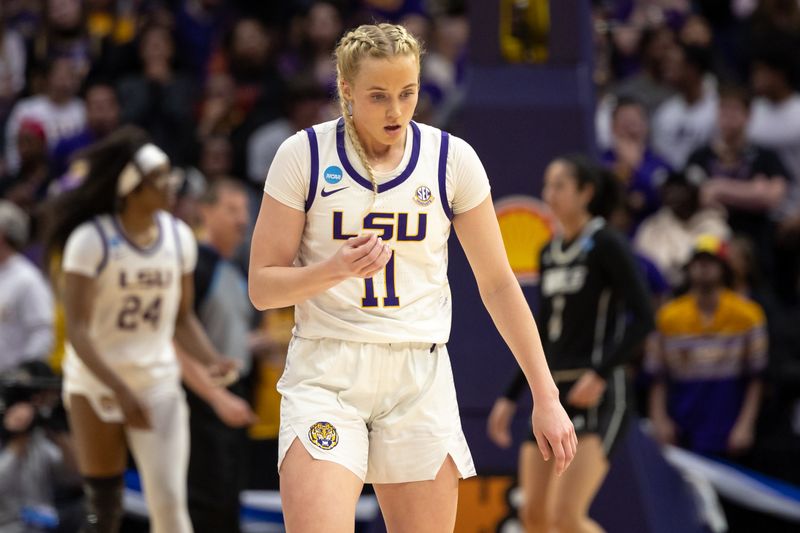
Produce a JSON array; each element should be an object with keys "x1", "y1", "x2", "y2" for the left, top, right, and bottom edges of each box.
[{"x1": 362, "y1": 250, "x2": 399, "y2": 307}]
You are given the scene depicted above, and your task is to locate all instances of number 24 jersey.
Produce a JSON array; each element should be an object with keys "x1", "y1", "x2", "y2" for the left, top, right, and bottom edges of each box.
[{"x1": 61, "y1": 211, "x2": 197, "y2": 388}]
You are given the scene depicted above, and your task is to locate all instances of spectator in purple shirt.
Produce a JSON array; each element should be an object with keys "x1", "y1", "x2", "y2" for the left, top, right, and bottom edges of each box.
[{"x1": 602, "y1": 96, "x2": 672, "y2": 233}]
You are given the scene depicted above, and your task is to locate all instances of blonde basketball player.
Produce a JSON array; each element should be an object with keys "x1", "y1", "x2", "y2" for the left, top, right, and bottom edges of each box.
[
  {"x1": 45, "y1": 126, "x2": 235, "y2": 533},
  {"x1": 249, "y1": 24, "x2": 577, "y2": 532}
]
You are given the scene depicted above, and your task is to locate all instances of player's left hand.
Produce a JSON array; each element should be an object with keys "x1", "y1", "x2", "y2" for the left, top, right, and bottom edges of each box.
[
  {"x1": 566, "y1": 370, "x2": 607, "y2": 408},
  {"x1": 532, "y1": 397, "x2": 577, "y2": 476},
  {"x1": 487, "y1": 397, "x2": 517, "y2": 449}
]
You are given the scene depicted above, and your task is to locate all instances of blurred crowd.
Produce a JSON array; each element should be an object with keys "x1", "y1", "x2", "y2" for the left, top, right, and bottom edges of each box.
[
  {"x1": 591, "y1": 0, "x2": 800, "y2": 506},
  {"x1": 0, "y1": 0, "x2": 468, "y2": 241}
]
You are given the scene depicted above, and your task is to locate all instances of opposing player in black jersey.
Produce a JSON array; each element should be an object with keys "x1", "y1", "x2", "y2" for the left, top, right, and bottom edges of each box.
[{"x1": 487, "y1": 155, "x2": 654, "y2": 533}]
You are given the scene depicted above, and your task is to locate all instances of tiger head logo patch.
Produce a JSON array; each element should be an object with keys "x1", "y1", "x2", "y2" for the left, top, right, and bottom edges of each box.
[{"x1": 308, "y1": 421, "x2": 339, "y2": 450}]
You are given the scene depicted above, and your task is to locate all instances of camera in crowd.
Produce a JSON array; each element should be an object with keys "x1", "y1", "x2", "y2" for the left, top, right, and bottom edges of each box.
[{"x1": 0, "y1": 361, "x2": 66, "y2": 442}]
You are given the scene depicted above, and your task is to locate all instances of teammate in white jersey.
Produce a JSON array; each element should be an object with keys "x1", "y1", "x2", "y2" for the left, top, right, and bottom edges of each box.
[
  {"x1": 249, "y1": 24, "x2": 577, "y2": 532},
  {"x1": 44, "y1": 126, "x2": 234, "y2": 533}
]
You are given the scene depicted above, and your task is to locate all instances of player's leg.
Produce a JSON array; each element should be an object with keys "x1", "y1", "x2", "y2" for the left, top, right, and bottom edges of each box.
[
  {"x1": 366, "y1": 344, "x2": 475, "y2": 533},
  {"x1": 279, "y1": 438, "x2": 364, "y2": 532},
  {"x1": 372, "y1": 455, "x2": 459, "y2": 533},
  {"x1": 125, "y1": 387, "x2": 193, "y2": 533},
  {"x1": 549, "y1": 434, "x2": 609, "y2": 533},
  {"x1": 518, "y1": 440, "x2": 556, "y2": 532},
  {"x1": 66, "y1": 394, "x2": 128, "y2": 533},
  {"x1": 275, "y1": 337, "x2": 372, "y2": 532}
]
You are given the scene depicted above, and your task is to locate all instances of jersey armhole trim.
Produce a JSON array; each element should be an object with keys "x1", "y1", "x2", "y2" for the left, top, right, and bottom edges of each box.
[
  {"x1": 169, "y1": 215, "x2": 184, "y2": 272},
  {"x1": 437, "y1": 131, "x2": 453, "y2": 220},
  {"x1": 304, "y1": 127, "x2": 319, "y2": 212},
  {"x1": 91, "y1": 219, "x2": 109, "y2": 275}
]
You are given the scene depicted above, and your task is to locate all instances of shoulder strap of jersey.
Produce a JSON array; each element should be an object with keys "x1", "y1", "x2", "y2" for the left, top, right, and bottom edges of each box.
[
  {"x1": 304, "y1": 127, "x2": 319, "y2": 212},
  {"x1": 167, "y1": 213, "x2": 184, "y2": 272},
  {"x1": 437, "y1": 130, "x2": 453, "y2": 220},
  {"x1": 90, "y1": 216, "x2": 109, "y2": 275}
]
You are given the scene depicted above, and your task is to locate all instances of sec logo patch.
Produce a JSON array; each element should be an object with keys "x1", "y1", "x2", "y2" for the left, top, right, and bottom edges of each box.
[
  {"x1": 414, "y1": 185, "x2": 434, "y2": 206},
  {"x1": 308, "y1": 421, "x2": 339, "y2": 450}
]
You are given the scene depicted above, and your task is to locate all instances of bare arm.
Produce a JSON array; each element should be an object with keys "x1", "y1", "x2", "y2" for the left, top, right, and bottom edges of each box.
[
  {"x1": 63, "y1": 272, "x2": 149, "y2": 428},
  {"x1": 648, "y1": 379, "x2": 670, "y2": 425},
  {"x1": 648, "y1": 379, "x2": 677, "y2": 445},
  {"x1": 63, "y1": 273, "x2": 128, "y2": 394},
  {"x1": 733, "y1": 379, "x2": 763, "y2": 433},
  {"x1": 175, "y1": 343, "x2": 224, "y2": 404},
  {"x1": 453, "y1": 197, "x2": 558, "y2": 402},
  {"x1": 175, "y1": 345, "x2": 254, "y2": 427},
  {"x1": 247, "y1": 193, "x2": 391, "y2": 310},
  {"x1": 726, "y1": 378, "x2": 762, "y2": 454},
  {"x1": 453, "y1": 196, "x2": 576, "y2": 473},
  {"x1": 646, "y1": 331, "x2": 678, "y2": 445},
  {"x1": 704, "y1": 175, "x2": 786, "y2": 212}
]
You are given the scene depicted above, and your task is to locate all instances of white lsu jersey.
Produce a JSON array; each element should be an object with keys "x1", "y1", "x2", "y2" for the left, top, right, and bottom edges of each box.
[
  {"x1": 264, "y1": 118, "x2": 490, "y2": 343},
  {"x1": 62, "y1": 210, "x2": 197, "y2": 390}
]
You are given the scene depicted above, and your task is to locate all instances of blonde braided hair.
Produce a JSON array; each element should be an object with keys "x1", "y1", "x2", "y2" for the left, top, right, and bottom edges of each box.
[{"x1": 335, "y1": 23, "x2": 422, "y2": 197}]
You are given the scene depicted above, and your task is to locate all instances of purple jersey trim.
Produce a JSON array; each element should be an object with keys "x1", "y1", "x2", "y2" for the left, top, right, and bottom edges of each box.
[
  {"x1": 111, "y1": 215, "x2": 164, "y2": 256},
  {"x1": 168, "y1": 214, "x2": 184, "y2": 272},
  {"x1": 335, "y1": 118, "x2": 421, "y2": 193},
  {"x1": 437, "y1": 131, "x2": 453, "y2": 220},
  {"x1": 91, "y1": 218, "x2": 109, "y2": 275},
  {"x1": 304, "y1": 127, "x2": 319, "y2": 211}
]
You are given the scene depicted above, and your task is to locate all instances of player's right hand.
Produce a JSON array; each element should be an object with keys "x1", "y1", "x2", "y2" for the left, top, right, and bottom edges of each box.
[
  {"x1": 116, "y1": 387, "x2": 151, "y2": 430},
  {"x1": 211, "y1": 391, "x2": 256, "y2": 428},
  {"x1": 333, "y1": 233, "x2": 392, "y2": 279},
  {"x1": 487, "y1": 397, "x2": 517, "y2": 448}
]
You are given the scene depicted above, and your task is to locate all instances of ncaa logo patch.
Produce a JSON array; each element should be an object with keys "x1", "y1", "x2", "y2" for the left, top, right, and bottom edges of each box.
[
  {"x1": 413, "y1": 185, "x2": 434, "y2": 206},
  {"x1": 324, "y1": 166, "x2": 343, "y2": 184},
  {"x1": 308, "y1": 421, "x2": 339, "y2": 450}
]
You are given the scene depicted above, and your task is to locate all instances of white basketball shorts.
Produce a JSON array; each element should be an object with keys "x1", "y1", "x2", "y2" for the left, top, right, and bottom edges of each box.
[{"x1": 277, "y1": 337, "x2": 476, "y2": 484}]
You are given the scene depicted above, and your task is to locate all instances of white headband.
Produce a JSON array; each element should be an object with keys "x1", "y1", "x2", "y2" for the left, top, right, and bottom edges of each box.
[{"x1": 116, "y1": 143, "x2": 170, "y2": 197}]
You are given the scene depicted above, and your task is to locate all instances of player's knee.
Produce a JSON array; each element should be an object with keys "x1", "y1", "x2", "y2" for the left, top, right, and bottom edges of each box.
[
  {"x1": 148, "y1": 490, "x2": 191, "y2": 533},
  {"x1": 519, "y1": 502, "x2": 549, "y2": 531},
  {"x1": 81, "y1": 474, "x2": 124, "y2": 533},
  {"x1": 550, "y1": 510, "x2": 584, "y2": 533},
  {"x1": 149, "y1": 484, "x2": 187, "y2": 515}
]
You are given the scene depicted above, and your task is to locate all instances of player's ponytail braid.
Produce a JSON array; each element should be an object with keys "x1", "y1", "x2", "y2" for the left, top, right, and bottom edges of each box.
[
  {"x1": 335, "y1": 23, "x2": 423, "y2": 200},
  {"x1": 338, "y1": 86, "x2": 377, "y2": 196}
]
